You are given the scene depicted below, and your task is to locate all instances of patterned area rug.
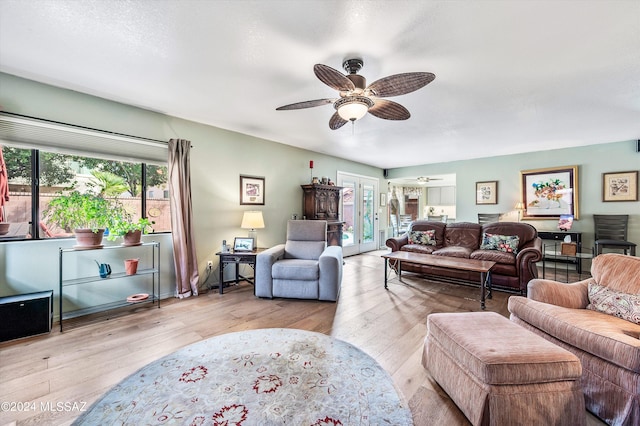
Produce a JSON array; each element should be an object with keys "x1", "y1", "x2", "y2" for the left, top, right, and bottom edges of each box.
[{"x1": 74, "y1": 328, "x2": 413, "y2": 425}]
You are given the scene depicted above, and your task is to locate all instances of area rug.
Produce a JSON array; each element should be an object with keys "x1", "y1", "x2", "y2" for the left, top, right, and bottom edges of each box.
[{"x1": 74, "y1": 328, "x2": 413, "y2": 425}]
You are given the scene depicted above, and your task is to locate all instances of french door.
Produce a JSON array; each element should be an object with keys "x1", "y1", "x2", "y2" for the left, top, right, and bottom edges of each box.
[{"x1": 337, "y1": 172, "x2": 379, "y2": 257}]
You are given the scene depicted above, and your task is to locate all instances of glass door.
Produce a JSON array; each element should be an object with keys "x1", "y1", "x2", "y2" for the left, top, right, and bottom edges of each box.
[{"x1": 337, "y1": 172, "x2": 379, "y2": 257}]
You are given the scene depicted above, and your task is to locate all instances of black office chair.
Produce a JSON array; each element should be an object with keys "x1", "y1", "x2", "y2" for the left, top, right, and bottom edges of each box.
[
  {"x1": 593, "y1": 214, "x2": 636, "y2": 256},
  {"x1": 478, "y1": 213, "x2": 500, "y2": 225}
]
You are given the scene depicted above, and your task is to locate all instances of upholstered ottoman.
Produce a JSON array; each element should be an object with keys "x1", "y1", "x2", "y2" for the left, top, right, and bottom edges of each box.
[{"x1": 423, "y1": 312, "x2": 585, "y2": 426}]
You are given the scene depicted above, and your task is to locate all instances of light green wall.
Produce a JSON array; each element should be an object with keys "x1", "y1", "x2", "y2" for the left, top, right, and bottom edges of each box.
[
  {"x1": 1, "y1": 71, "x2": 638, "y2": 316},
  {"x1": 387, "y1": 141, "x2": 640, "y2": 250},
  {"x1": 0, "y1": 72, "x2": 382, "y2": 316}
]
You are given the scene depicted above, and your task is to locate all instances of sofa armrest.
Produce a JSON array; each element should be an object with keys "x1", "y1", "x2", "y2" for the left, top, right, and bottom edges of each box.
[
  {"x1": 527, "y1": 277, "x2": 591, "y2": 309},
  {"x1": 318, "y1": 246, "x2": 343, "y2": 301},
  {"x1": 255, "y1": 244, "x2": 285, "y2": 298},
  {"x1": 386, "y1": 235, "x2": 409, "y2": 252},
  {"x1": 514, "y1": 237, "x2": 543, "y2": 292}
]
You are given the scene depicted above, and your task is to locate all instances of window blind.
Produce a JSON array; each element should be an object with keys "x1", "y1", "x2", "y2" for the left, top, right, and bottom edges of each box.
[{"x1": 0, "y1": 113, "x2": 168, "y2": 164}]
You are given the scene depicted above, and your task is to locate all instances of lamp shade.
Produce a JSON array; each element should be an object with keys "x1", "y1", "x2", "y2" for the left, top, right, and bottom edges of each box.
[
  {"x1": 337, "y1": 101, "x2": 369, "y2": 121},
  {"x1": 241, "y1": 211, "x2": 265, "y2": 229},
  {"x1": 514, "y1": 202, "x2": 525, "y2": 210},
  {"x1": 335, "y1": 96, "x2": 374, "y2": 121}
]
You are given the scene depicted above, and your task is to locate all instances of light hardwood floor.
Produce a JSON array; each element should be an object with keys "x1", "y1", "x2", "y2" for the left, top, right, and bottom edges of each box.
[{"x1": 0, "y1": 250, "x2": 602, "y2": 425}]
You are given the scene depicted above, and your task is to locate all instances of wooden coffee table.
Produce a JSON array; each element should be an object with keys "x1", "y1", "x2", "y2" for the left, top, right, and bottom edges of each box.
[{"x1": 381, "y1": 251, "x2": 496, "y2": 310}]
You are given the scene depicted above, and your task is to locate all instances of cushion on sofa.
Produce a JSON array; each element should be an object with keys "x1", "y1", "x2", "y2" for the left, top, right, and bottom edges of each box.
[
  {"x1": 470, "y1": 249, "x2": 516, "y2": 265},
  {"x1": 587, "y1": 282, "x2": 640, "y2": 325},
  {"x1": 433, "y1": 246, "x2": 474, "y2": 259},
  {"x1": 508, "y1": 296, "x2": 640, "y2": 373},
  {"x1": 401, "y1": 244, "x2": 437, "y2": 254},
  {"x1": 591, "y1": 253, "x2": 640, "y2": 294},
  {"x1": 409, "y1": 230, "x2": 436, "y2": 246},
  {"x1": 444, "y1": 222, "x2": 482, "y2": 250},
  {"x1": 482, "y1": 222, "x2": 537, "y2": 250},
  {"x1": 408, "y1": 221, "x2": 446, "y2": 248},
  {"x1": 480, "y1": 233, "x2": 519, "y2": 254}
]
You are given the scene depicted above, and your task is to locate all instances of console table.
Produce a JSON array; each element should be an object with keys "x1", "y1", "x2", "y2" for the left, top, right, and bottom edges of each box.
[
  {"x1": 215, "y1": 249, "x2": 265, "y2": 294},
  {"x1": 537, "y1": 231, "x2": 583, "y2": 273}
]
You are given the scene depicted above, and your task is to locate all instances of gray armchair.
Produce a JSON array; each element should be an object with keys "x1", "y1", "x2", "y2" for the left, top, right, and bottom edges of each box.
[{"x1": 255, "y1": 220, "x2": 343, "y2": 301}]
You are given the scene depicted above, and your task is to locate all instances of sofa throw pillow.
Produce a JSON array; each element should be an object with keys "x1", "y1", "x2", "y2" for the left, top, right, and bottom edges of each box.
[
  {"x1": 587, "y1": 282, "x2": 640, "y2": 325},
  {"x1": 480, "y1": 233, "x2": 519, "y2": 254},
  {"x1": 409, "y1": 230, "x2": 436, "y2": 246}
]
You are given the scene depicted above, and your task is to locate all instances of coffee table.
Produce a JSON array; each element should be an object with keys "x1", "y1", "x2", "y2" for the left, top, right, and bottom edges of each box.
[{"x1": 381, "y1": 251, "x2": 496, "y2": 309}]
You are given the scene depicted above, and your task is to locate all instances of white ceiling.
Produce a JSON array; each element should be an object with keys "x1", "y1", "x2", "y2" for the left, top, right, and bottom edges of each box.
[{"x1": 1, "y1": 1, "x2": 639, "y2": 169}]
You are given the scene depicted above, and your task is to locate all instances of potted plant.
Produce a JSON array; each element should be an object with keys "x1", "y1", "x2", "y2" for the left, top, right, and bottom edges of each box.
[
  {"x1": 106, "y1": 212, "x2": 154, "y2": 246},
  {"x1": 42, "y1": 191, "x2": 117, "y2": 248}
]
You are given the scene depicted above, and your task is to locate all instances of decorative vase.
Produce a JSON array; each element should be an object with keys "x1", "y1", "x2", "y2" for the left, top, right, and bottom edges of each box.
[
  {"x1": 122, "y1": 230, "x2": 142, "y2": 246},
  {"x1": 124, "y1": 258, "x2": 139, "y2": 275},
  {"x1": 74, "y1": 228, "x2": 105, "y2": 249}
]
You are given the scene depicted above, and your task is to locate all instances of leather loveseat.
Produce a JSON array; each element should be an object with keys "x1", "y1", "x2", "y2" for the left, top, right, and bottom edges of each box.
[{"x1": 385, "y1": 220, "x2": 542, "y2": 293}]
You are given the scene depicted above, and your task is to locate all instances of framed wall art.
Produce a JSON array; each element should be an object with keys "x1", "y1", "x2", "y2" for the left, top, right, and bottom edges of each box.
[
  {"x1": 521, "y1": 165, "x2": 578, "y2": 220},
  {"x1": 602, "y1": 171, "x2": 638, "y2": 202},
  {"x1": 475, "y1": 181, "x2": 498, "y2": 205},
  {"x1": 380, "y1": 193, "x2": 387, "y2": 207},
  {"x1": 239, "y1": 175, "x2": 265, "y2": 205}
]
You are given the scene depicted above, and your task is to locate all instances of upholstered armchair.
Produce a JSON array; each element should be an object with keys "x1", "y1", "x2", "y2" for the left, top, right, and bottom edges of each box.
[{"x1": 255, "y1": 220, "x2": 343, "y2": 301}]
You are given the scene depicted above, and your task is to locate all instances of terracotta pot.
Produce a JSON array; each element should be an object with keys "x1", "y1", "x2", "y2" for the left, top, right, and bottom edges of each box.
[
  {"x1": 0, "y1": 223, "x2": 9, "y2": 235},
  {"x1": 122, "y1": 230, "x2": 142, "y2": 246},
  {"x1": 124, "y1": 258, "x2": 139, "y2": 275},
  {"x1": 74, "y1": 228, "x2": 105, "y2": 249}
]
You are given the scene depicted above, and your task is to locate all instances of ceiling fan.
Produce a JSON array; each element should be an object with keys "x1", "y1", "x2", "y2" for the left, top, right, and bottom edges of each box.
[
  {"x1": 276, "y1": 59, "x2": 435, "y2": 130},
  {"x1": 416, "y1": 176, "x2": 443, "y2": 184}
]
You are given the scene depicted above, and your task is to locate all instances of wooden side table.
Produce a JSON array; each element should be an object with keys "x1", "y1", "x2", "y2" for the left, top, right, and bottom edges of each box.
[{"x1": 215, "y1": 249, "x2": 265, "y2": 294}]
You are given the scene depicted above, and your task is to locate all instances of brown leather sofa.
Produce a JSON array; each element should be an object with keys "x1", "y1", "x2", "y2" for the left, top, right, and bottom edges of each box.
[{"x1": 385, "y1": 220, "x2": 542, "y2": 293}]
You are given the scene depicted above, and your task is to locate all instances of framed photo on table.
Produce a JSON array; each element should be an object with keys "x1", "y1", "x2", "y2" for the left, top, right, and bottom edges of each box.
[
  {"x1": 239, "y1": 175, "x2": 265, "y2": 205},
  {"x1": 233, "y1": 237, "x2": 254, "y2": 252},
  {"x1": 476, "y1": 181, "x2": 498, "y2": 205},
  {"x1": 602, "y1": 171, "x2": 638, "y2": 202},
  {"x1": 521, "y1": 165, "x2": 578, "y2": 220}
]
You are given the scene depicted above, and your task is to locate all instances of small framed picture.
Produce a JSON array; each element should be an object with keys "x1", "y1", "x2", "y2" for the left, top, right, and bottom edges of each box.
[
  {"x1": 380, "y1": 193, "x2": 387, "y2": 207},
  {"x1": 233, "y1": 237, "x2": 254, "y2": 252},
  {"x1": 602, "y1": 171, "x2": 638, "y2": 202},
  {"x1": 476, "y1": 181, "x2": 498, "y2": 205},
  {"x1": 240, "y1": 175, "x2": 265, "y2": 205}
]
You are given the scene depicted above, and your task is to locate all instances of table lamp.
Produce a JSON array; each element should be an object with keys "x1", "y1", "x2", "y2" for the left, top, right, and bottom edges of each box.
[
  {"x1": 241, "y1": 211, "x2": 265, "y2": 249},
  {"x1": 514, "y1": 202, "x2": 525, "y2": 222}
]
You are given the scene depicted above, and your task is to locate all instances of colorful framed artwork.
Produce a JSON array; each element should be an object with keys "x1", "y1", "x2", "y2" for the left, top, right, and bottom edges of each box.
[
  {"x1": 602, "y1": 170, "x2": 638, "y2": 202},
  {"x1": 475, "y1": 181, "x2": 498, "y2": 205},
  {"x1": 521, "y1": 165, "x2": 578, "y2": 220},
  {"x1": 239, "y1": 175, "x2": 265, "y2": 205}
]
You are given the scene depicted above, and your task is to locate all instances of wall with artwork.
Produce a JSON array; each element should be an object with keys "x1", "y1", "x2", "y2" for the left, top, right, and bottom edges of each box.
[
  {"x1": 388, "y1": 140, "x2": 639, "y2": 251},
  {"x1": 0, "y1": 72, "x2": 381, "y2": 305}
]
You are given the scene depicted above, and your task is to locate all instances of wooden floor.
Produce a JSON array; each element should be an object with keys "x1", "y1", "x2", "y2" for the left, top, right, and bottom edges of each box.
[{"x1": 0, "y1": 250, "x2": 602, "y2": 425}]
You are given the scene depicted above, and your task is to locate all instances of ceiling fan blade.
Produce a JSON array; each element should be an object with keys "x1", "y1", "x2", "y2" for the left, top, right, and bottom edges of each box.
[
  {"x1": 367, "y1": 72, "x2": 435, "y2": 97},
  {"x1": 276, "y1": 98, "x2": 335, "y2": 110},
  {"x1": 314, "y1": 64, "x2": 355, "y2": 92},
  {"x1": 368, "y1": 99, "x2": 411, "y2": 120},
  {"x1": 329, "y1": 112, "x2": 348, "y2": 130}
]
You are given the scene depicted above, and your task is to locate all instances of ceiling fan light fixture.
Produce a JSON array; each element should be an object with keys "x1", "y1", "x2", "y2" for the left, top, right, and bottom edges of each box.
[{"x1": 335, "y1": 96, "x2": 374, "y2": 121}]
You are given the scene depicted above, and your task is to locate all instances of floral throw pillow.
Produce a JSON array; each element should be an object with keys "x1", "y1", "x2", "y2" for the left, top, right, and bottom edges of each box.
[
  {"x1": 480, "y1": 233, "x2": 520, "y2": 254},
  {"x1": 408, "y1": 230, "x2": 436, "y2": 246},
  {"x1": 587, "y1": 282, "x2": 640, "y2": 325}
]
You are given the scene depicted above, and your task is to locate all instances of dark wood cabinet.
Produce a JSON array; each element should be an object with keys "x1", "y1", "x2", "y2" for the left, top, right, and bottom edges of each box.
[{"x1": 301, "y1": 184, "x2": 344, "y2": 246}]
